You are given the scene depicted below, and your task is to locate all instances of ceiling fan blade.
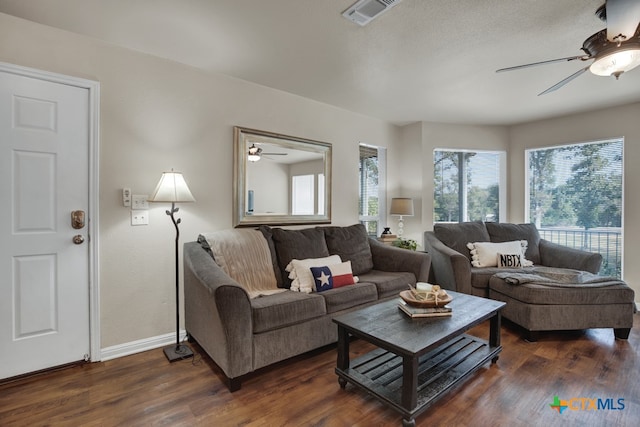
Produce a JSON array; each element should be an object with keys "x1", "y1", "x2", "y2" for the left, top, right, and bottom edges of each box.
[
  {"x1": 538, "y1": 66, "x2": 590, "y2": 96},
  {"x1": 496, "y1": 56, "x2": 588, "y2": 73},
  {"x1": 261, "y1": 152, "x2": 287, "y2": 155},
  {"x1": 606, "y1": 0, "x2": 640, "y2": 42}
]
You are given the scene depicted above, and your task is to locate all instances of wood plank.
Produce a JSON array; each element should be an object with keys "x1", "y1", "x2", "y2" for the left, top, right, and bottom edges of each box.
[{"x1": 0, "y1": 316, "x2": 638, "y2": 426}]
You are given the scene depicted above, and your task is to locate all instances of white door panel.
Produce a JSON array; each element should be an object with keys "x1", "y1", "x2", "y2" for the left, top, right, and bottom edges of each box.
[{"x1": 1, "y1": 70, "x2": 91, "y2": 379}]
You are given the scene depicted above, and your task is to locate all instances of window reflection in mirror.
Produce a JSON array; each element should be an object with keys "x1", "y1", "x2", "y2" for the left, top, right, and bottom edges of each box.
[{"x1": 233, "y1": 127, "x2": 332, "y2": 227}]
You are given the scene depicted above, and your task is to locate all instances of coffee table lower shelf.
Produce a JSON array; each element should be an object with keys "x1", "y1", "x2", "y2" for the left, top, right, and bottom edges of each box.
[{"x1": 335, "y1": 334, "x2": 501, "y2": 424}]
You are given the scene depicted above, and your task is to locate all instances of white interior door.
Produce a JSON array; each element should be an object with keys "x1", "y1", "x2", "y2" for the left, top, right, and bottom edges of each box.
[{"x1": 0, "y1": 70, "x2": 91, "y2": 379}]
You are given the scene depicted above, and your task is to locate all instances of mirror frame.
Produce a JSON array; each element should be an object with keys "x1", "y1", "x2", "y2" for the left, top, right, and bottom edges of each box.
[{"x1": 233, "y1": 126, "x2": 332, "y2": 227}]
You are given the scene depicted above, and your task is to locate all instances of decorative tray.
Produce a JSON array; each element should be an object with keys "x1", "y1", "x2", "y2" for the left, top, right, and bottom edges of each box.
[{"x1": 399, "y1": 289, "x2": 453, "y2": 308}]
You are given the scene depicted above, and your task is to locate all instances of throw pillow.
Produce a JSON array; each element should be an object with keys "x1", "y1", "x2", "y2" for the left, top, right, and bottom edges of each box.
[
  {"x1": 286, "y1": 255, "x2": 342, "y2": 293},
  {"x1": 466, "y1": 240, "x2": 533, "y2": 268},
  {"x1": 497, "y1": 252, "x2": 523, "y2": 268},
  {"x1": 310, "y1": 261, "x2": 357, "y2": 292}
]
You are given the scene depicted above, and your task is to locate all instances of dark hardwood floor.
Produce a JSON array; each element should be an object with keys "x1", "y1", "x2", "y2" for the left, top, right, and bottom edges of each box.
[{"x1": 1, "y1": 315, "x2": 638, "y2": 426}]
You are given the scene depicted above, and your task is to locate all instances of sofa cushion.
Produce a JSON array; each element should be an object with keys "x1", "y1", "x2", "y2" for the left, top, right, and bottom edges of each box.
[
  {"x1": 320, "y1": 283, "x2": 378, "y2": 314},
  {"x1": 433, "y1": 221, "x2": 489, "y2": 260},
  {"x1": 321, "y1": 224, "x2": 374, "y2": 275},
  {"x1": 485, "y1": 222, "x2": 541, "y2": 264},
  {"x1": 489, "y1": 275, "x2": 635, "y2": 305},
  {"x1": 258, "y1": 225, "x2": 284, "y2": 287},
  {"x1": 268, "y1": 227, "x2": 330, "y2": 288},
  {"x1": 471, "y1": 267, "x2": 530, "y2": 291},
  {"x1": 251, "y1": 291, "x2": 326, "y2": 334},
  {"x1": 358, "y1": 270, "x2": 417, "y2": 299}
]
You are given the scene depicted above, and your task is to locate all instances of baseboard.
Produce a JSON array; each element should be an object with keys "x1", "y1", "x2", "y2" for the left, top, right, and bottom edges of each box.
[{"x1": 100, "y1": 330, "x2": 188, "y2": 362}]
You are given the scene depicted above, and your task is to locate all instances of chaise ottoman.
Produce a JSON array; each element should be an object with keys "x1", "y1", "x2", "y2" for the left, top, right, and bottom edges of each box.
[{"x1": 488, "y1": 267, "x2": 635, "y2": 341}]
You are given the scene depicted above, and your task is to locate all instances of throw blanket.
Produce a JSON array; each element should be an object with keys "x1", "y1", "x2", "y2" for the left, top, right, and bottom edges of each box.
[
  {"x1": 201, "y1": 229, "x2": 285, "y2": 298},
  {"x1": 494, "y1": 266, "x2": 620, "y2": 288}
]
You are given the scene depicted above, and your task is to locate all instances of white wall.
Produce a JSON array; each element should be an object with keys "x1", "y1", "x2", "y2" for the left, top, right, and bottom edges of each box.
[
  {"x1": 420, "y1": 123, "x2": 510, "y2": 228},
  {"x1": 391, "y1": 122, "x2": 423, "y2": 243},
  {"x1": 393, "y1": 122, "x2": 509, "y2": 248},
  {"x1": 509, "y1": 102, "x2": 640, "y2": 298},
  {"x1": 0, "y1": 13, "x2": 402, "y2": 348},
  {"x1": 247, "y1": 160, "x2": 288, "y2": 214}
]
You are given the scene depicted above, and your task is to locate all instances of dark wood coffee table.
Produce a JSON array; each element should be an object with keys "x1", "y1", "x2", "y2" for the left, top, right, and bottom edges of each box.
[{"x1": 333, "y1": 291, "x2": 505, "y2": 427}]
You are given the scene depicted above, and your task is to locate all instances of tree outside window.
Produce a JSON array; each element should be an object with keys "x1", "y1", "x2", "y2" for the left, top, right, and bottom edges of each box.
[
  {"x1": 359, "y1": 144, "x2": 386, "y2": 236},
  {"x1": 526, "y1": 139, "x2": 623, "y2": 277},
  {"x1": 434, "y1": 150, "x2": 504, "y2": 223}
]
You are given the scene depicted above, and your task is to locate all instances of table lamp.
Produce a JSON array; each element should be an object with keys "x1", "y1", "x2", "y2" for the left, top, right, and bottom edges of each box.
[{"x1": 390, "y1": 197, "x2": 414, "y2": 238}]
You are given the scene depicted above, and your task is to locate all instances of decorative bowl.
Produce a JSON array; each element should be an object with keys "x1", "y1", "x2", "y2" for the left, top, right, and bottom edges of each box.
[{"x1": 399, "y1": 289, "x2": 453, "y2": 308}]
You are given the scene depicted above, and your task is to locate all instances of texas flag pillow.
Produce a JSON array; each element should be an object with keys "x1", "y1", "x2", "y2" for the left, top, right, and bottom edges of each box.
[{"x1": 310, "y1": 261, "x2": 357, "y2": 292}]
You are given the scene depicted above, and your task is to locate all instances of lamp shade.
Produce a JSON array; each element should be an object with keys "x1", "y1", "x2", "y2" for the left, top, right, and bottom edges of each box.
[
  {"x1": 148, "y1": 170, "x2": 196, "y2": 203},
  {"x1": 390, "y1": 198, "x2": 414, "y2": 216}
]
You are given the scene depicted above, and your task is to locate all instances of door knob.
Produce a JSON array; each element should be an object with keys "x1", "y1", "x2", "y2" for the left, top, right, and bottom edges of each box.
[{"x1": 72, "y1": 235, "x2": 85, "y2": 244}]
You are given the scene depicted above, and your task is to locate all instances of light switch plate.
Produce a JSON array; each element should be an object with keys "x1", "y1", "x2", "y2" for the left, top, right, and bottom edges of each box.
[
  {"x1": 132, "y1": 194, "x2": 149, "y2": 210},
  {"x1": 123, "y1": 188, "x2": 131, "y2": 207},
  {"x1": 131, "y1": 210, "x2": 149, "y2": 226}
]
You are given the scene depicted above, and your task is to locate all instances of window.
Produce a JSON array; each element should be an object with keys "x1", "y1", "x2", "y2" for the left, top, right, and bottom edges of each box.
[
  {"x1": 526, "y1": 139, "x2": 623, "y2": 277},
  {"x1": 359, "y1": 144, "x2": 387, "y2": 236},
  {"x1": 291, "y1": 174, "x2": 314, "y2": 215},
  {"x1": 291, "y1": 173, "x2": 325, "y2": 215},
  {"x1": 433, "y1": 149, "x2": 505, "y2": 223}
]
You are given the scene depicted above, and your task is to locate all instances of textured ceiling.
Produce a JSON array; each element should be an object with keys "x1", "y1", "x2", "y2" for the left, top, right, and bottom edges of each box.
[{"x1": 2, "y1": 0, "x2": 640, "y2": 126}]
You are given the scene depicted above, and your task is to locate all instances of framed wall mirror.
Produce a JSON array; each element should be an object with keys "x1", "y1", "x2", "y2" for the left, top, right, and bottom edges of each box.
[{"x1": 233, "y1": 126, "x2": 332, "y2": 227}]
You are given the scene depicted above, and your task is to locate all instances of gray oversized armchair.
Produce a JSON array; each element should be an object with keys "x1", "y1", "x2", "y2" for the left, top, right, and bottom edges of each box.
[{"x1": 424, "y1": 221, "x2": 635, "y2": 340}]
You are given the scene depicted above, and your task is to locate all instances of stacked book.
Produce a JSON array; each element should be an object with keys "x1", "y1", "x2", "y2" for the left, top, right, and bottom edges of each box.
[
  {"x1": 378, "y1": 233, "x2": 398, "y2": 245},
  {"x1": 398, "y1": 300, "x2": 452, "y2": 318}
]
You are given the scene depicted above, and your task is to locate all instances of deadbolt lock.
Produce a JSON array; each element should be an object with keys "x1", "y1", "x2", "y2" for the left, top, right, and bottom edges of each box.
[{"x1": 71, "y1": 210, "x2": 85, "y2": 229}]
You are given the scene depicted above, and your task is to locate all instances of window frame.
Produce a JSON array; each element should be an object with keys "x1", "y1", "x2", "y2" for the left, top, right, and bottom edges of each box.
[
  {"x1": 524, "y1": 138, "x2": 624, "y2": 277},
  {"x1": 433, "y1": 148, "x2": 506, "y2": 224},
  {"x1": 359, "y1": 143, "x2": 387, "y2": 236}
]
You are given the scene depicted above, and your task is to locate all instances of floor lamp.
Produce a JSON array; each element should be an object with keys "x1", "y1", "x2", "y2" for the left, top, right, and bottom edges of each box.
[
  {"x1": 149, "y1": 169, "x2": 196, "y2": 362},
  {"x1": 390, "y1": 197, "x2": 414, "y2": 239}
]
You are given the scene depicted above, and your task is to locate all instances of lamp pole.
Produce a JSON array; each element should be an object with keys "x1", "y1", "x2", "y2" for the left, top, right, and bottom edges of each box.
[{"x1": 163, "y1": 202, "x2": 193, "y2": 361}]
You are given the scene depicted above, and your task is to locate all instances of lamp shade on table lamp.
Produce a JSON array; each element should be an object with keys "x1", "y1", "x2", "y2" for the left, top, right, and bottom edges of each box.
[{"x1": 390, "y1": 197, "x2": 414, "y2": 238}]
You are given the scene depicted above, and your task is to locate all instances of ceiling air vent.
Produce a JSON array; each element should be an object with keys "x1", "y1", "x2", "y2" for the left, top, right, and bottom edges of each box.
[{"x1": 342, "y1": 0, "x2": 403, "y2": 26}]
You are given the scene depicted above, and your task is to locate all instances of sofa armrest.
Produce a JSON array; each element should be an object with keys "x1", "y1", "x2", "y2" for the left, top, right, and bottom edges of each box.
[
  {"x1": 183, "y1": 242, "x2": 253, "y2": 380},
  {"x1": 368, "y1": 238, "x2": 431, "y2": 282},
  {"x1": 423, "y1": 231, "x2": 473, "y2": 294},
  {"x1": 539, "y1": 239, "x2": 603, "y2": 274}
]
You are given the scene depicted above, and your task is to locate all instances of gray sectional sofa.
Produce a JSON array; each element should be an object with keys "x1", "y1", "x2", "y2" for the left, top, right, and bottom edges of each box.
[
  {"x1": 184, "y1": 224, "x2": 431, "y2": 391},
  {"x1": 424, "y1": 221, "x2": 635, "y2": 341}
]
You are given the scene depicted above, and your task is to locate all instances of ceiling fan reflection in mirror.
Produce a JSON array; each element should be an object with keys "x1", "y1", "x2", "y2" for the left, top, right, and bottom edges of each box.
[
  {"x1": 247, "y1": 143, "x2": 288, "y2": 162},
  {"x1": 497, "y1": 0, "x2": 640, "y2": 95}
]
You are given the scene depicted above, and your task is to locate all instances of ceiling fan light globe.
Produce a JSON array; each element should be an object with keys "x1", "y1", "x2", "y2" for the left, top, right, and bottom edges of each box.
[
  {"x1": 589, "y1": 47, "x2": 640, "y2": 76},
  {"x1": 247, "y1": 154, "x2": 261, "y2": 162}
]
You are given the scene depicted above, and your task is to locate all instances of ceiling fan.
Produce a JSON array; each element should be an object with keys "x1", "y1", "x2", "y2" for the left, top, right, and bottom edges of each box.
[
  {"x1": 497, "y1": 0, "x2": 640, "y2": 95},
  {"x1": 247, "y1": 143, "x2": 288, "y2": 162}
]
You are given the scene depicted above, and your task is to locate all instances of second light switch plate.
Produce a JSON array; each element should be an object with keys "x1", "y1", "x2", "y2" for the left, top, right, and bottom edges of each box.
[{"x1": 132, "y1": 194, "x2": 149, "y2": 210}]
